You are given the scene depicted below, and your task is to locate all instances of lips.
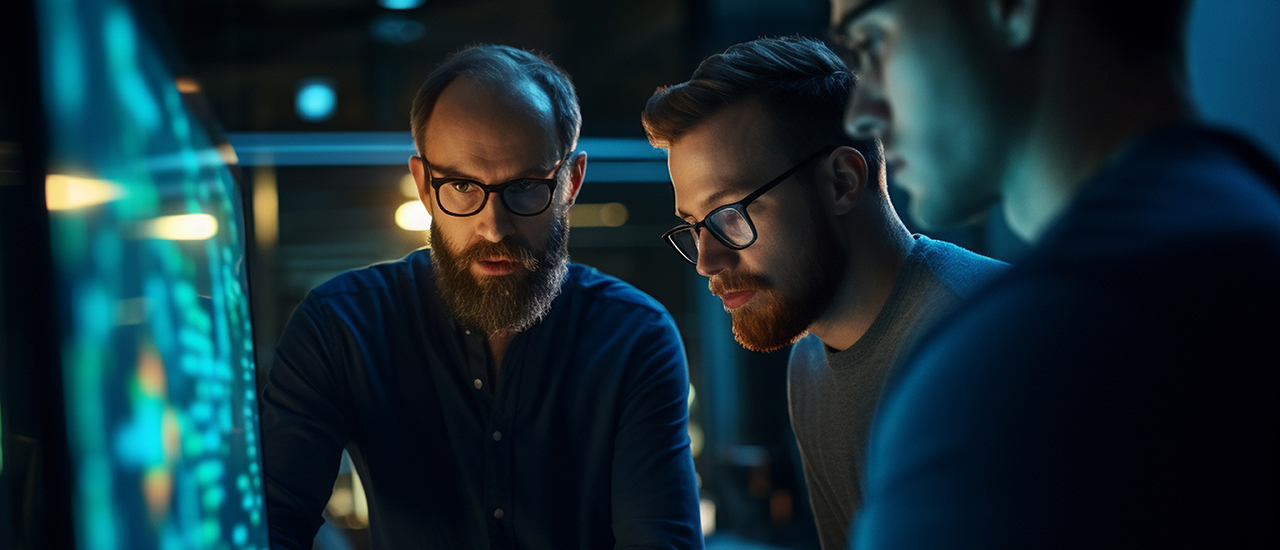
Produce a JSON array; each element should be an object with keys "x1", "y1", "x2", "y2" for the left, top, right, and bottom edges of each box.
[
  {"x1": 718, "y1": 290, "x2": 758, "y2": 310},
  {"x1": 474, "y1": 257, "x2": 518, "y2": 276}
]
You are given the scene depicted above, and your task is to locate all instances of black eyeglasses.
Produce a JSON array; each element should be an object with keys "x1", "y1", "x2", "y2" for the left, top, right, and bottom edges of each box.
[
  {"x1": 663, "y1": 147, "x2": 835, "y2": 265},
  {"x1": 425, "y1": 153, "x2": 571, "y2": 217}
]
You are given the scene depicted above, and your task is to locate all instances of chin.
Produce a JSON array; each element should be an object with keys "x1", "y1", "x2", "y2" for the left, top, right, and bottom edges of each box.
[{"x1": 908, "y1": 191, "x2": 991, "y2": 230}]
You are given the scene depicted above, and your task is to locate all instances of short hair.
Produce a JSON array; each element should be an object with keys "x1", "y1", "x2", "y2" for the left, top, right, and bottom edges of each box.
[
  {"x1": 642, "y1": 36, "x2": 880, "y2": 168},
  {"x1": 410, "y1": 44, "x2": 581, "y2": 158}
]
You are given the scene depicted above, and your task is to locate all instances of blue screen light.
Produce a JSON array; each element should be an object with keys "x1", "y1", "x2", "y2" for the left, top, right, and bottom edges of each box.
[
  {"x1": 378, "y1": 0, "x2": 425, "y2": 9},
  {"x1": 295, "y1": 79, "x2": 336, "y2": 122}
]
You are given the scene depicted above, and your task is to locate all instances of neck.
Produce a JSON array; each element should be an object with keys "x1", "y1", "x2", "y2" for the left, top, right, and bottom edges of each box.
[
  {"x1": 808, "y1": 198, "x2": 914, "y2": 351},
  {"x1": 1002, "y1": 9, "x2": 1196, "y2": 242}
]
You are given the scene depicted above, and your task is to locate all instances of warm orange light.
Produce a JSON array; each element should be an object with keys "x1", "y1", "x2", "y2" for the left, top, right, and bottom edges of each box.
[
  {"x1": 400, "y1": 173, "x2": 419, "y2": 199},
  {"x1": 45, "y1": 174, "x2": 124, "y2": 210},
  {"x1": 395, "y1": 200, "x2": 432, "y2": 232},
  {"x1": 217, "y1": 142, "x2": 239, "y2": 165},
  {"x1": 175, "y1": 76, "x2": 201, "y2": 94},
  {"x1": 141, "y1": 213, "x2": 219, "y2": 240},
  {"x1": 254, "y1": 167, "x2": 279, "y2": 248}
]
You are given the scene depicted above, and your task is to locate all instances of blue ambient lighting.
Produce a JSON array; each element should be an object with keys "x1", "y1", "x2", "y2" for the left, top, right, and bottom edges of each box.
[
  {"x1": 378, "y1": 0, "x2": 425, "y2": 9},
  {"x1": 295, "y1": 79, "x2": 337, "y2": 122}
]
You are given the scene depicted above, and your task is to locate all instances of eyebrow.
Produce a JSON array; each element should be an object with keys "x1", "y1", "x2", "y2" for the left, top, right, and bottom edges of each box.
[
  {"x1": 674, "y1": 187, "x2": 747, "y2": 221},
  {"x1": 427, "y1": 161, "x2": 558, "y2": 182},
  {"x1": 832, "y1": 0, "x2": 893, "y2": 35}
]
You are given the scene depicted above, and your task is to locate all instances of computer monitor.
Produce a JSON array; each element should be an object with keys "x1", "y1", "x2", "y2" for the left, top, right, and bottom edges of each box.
[{"x1": 1, "y1": 0, "x2": 270, "y2": 548}]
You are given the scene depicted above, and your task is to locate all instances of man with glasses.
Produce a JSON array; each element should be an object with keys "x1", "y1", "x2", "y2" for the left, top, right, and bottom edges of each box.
[
  {"x1": 829, "y1": 0, "x2": 1280, "y2": 547},
  {"x1": 642, "y1": 36, "x2": 1005, "y2": 550},
  {"x1": 260, "y1": 45, "x2": 701, "y2": 549}
]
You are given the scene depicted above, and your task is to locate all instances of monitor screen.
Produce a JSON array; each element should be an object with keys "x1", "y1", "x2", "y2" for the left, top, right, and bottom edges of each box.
[{"x1": 37, "y1": 0, "x2": 270, "y2": 547}]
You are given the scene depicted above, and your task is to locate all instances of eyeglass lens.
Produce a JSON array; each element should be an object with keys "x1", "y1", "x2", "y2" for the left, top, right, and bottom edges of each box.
[
  {"x1": 667, "y1": 206, "x2": 756, "y2": 264},
  {"x1": 437, "y1": 180, "x2": 553, "y2": 216}
]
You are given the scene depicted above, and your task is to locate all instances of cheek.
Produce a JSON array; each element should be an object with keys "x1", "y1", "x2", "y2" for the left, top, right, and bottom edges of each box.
[
  {"x1": 745, "y1": 202, "x2": 816, "y2": 274},
  {"x1": 432, "y1": 218, "x2": 476, "y2": 248},
  {"x1": 888, "y1": 43, "x2": 997, "y2": 167}
]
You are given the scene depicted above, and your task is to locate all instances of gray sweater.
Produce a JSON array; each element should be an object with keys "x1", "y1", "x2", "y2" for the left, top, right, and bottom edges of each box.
[{"x1": 787, "y1": 235, "x2": 1007, "y2": 550}]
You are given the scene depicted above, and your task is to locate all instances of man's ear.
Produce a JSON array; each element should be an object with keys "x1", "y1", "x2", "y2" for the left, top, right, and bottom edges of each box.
[
  {"x1": 987, "y1": 0, "x2": 1039, "y2": 48},
  {"x1": 408, "y1": 155, "x2": 436, "y2": 217},
  {"x1": 829, "y1": 146, "x2": 869, "y2": 216},
  {"x1": 563, "y1": 151, "x2": 587, "y2": 207}
]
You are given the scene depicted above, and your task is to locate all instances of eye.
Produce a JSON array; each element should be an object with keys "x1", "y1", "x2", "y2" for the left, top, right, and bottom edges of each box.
[
  {"x1": 448, "y1": 180, "x2": 477, "y2": 193},
  {"x1": 509, "y1": 179, "x2": 542, "y2": 193},
  {"x1": 854, "y1": 26, "x2": 886, "y2": 63},
  {"x1": 838, "y1": 22, "x2": 886, "y2": 73}
]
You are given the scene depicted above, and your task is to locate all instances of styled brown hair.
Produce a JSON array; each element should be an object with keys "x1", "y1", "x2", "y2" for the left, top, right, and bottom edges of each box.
[
  {"x1": 642, "y1": 36, "x2": 880, "y2": 167},
  {"x1": 410, "y1": 44, "x2": 581, "y2": 158}
]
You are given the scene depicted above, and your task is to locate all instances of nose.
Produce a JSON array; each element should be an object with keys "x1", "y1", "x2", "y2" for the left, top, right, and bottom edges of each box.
[
  {"x1": 474, "y1": 194, "x2": 516, "y2": 243},
  {"x1": 844, "y1": 76, "x2": 892, "y2": 143},
  {"x1": 694, "y1": 230, "x2": 738, "y2": 278}
]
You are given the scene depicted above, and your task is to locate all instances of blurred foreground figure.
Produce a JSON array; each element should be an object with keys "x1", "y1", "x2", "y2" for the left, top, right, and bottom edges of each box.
[
  {"x1": 830, "y1": 0, "x2": 1280, "y2": 547},
  {"x1": 260, "y1": 45, "x2": 701, "y2": 549},
  {"x1": 643, "y1": 37, "x2": 1005, "y2": 550}
]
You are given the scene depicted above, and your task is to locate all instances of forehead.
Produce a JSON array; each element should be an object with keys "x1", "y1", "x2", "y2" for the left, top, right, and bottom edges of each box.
[
  {"x1": 667, "y1": 99, "x2": 788, "y2": 216},
  {"x1": 830, "y1": 0, "x2": 894, "y2": 28},
  {"x1": 422, "y1": 76, "x2": 559, "y2": 173}
]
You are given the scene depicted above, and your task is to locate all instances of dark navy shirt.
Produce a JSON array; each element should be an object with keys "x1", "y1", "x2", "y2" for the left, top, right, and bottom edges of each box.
[
  {"x1": 855, "y1": 126, "x2": 1280, "y2": 548},
  {"x1": 260, "y1": 250, "x2": 702, "y2": 549}
]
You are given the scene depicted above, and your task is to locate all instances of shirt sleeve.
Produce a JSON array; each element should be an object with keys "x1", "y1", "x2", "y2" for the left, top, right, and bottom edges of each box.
[
  {"x1": 609, "y1": 309, "x2": 704, "y2": 549},
  {"x1": 259, "y1": 296, "x2": 351, "y2": 550}
]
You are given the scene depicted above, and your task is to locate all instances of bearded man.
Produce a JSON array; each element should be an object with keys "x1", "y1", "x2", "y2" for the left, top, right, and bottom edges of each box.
[
  {"x1": 260, "y1": 45, "x2": 701, "y2": 550},
  {"x1": 642, "y1": 36, "x2": 1005, "y2": 550}
]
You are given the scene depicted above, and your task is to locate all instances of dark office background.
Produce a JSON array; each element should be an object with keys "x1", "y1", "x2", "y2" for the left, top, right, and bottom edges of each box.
[
  {"x1": 151, "y1": 1, "x2": 1280, "y2": 548},
  {"x1": 4, "y1": 0, "x2": 1278, "y2": 548}
]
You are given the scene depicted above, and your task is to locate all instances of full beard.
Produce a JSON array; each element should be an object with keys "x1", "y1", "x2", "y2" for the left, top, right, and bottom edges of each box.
[
  {"x1": 429, "y1": 209, "x2": 570, "y2": 335},
  {"x1": 710, "y1": 200, "x2": 846, "y2": 353}
]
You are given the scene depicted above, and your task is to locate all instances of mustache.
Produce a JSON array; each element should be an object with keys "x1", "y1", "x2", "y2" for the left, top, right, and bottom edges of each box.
[
  {"x1": 708, "y1": 271, "x2": 771, "y2": 296},
  {"x1": 459, "y1": 238, "x2": 539, "y2": 271}
]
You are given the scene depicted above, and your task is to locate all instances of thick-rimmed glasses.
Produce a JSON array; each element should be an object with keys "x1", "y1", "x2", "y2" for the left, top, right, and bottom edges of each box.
[
  {"x1": 663, "y1": 147, "x2": 835, "y2": 265},
  {"x1": 426, "y1": 154, "x2": 570, "y2": 217}
]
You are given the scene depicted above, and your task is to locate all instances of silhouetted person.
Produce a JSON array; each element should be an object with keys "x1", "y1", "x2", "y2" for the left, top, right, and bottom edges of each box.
[{"x1": 828, "y1": 0, "x2": 1280, "y2": 547}]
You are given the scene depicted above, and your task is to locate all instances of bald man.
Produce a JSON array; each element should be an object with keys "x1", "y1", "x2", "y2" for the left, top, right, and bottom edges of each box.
[{"x1": 259, "y1": 45, "x2": 702, "y2": 549}]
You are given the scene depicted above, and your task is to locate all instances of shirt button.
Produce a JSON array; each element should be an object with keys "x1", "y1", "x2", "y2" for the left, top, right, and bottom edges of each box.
[
  {"x1": 494, "y1": 508, "x2": 504, "y2": 519},
  {"x1": 464, "y1": 329, "x2": 471, "y2": 335},
  {"x1": 492, "y1": 431, "x2": 502, "y2": 441},
  {"x1": 473, "y1": 379, "x2": 483, "y2": 389}
]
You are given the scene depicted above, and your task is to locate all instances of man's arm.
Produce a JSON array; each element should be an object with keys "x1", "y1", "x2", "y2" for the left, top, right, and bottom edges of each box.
[
  {"x1": 610, "y1": 309, "x2": 703, "y2": 549},
  {"x1": 259, "y1": 297, "x2": 351, "y2": 550}
]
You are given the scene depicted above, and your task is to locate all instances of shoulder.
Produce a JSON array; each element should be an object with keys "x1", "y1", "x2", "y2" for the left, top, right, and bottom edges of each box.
[
  {"x1": 911, "y1": 234, "x2": 1010, "y2": 299},
  {"x1": 300, "y1": 248, "x2": 435, "y2": 318},
  {"x1": 787, "y1": 334, "x2": 827, "y2": 374},
  {"x1": 1048, "y1": 125, "x2": 1280, "y2": 258},
  {"x1": 877, "y1": 273, "x2": 1146, "y2": 464},
  {"x1": 309, "y1": 248, "x2": 430, "y2": 298},
  {"x1": 786, "y1": 334, "x2": 828, "y2": 390},
  {"x1": 562, "y1": 263, "x2": 673, "y2": 323}
]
